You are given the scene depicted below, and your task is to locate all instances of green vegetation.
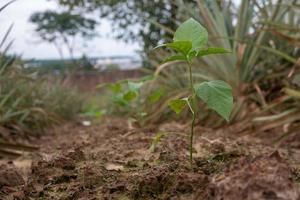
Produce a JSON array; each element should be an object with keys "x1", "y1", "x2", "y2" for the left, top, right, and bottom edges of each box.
[
  {"x1": 99, "y1": 75, "x2": 159, "y2": 127},
  {"x1": 1, "y1": 2, "x2": 300, "y2": 198},
  {"x1": 0, "y1": 54, "x2": 84, "y2": 138},
  {"x1": 1, "y1": 0, "x2": 299, "y2": 158},
  {"x1": 155, "y1": 18, "x2": 233, "y2": 166},
  {"x1": 47, "y1": 0, "x2": 300, "y2": 141},
  {"x1": 0, "y1": 2, "x2": 85, "y2": 157},
  {"x1": 142, "y1": 1, "x2": 300, "y2": 140},
  {"x1": 50, "y1": 0, "x2": 177, "y2": 57},
  {"x1": 98, "y1": 19, "x2": 233, "y2": 165},
  {"x1": 24, "y1": 56, "x2": 96, "y2": 75}
]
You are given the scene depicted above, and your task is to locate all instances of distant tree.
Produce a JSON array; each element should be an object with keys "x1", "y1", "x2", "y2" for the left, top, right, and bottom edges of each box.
[
  {"x1": 49, "y1": 0, "x2": 186, "y2": 57},
  {"x1": 30, "y1": 11, "x2": 97, "y2": 60},
  {"x1": 78, "y1": 55, "x2": 95, "y2": 71}
]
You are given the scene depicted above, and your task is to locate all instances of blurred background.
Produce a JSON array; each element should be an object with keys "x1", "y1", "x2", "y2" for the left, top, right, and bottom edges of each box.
[{"x1": 0, "y1": 0, "x2": 300, "y2": 156}]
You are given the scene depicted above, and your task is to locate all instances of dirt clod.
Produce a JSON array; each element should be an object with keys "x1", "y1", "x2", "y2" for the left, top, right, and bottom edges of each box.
[
  {"x1": 208, "y1": 153, "x2": 300, "y2": 200},
  {"x1": 66, "y1": 148, "x2": 85, "y2": 161},
  {"x1": 0, "y1": 164, "x2": 25, "y2": 187},
  {"x1": 51, "y1": 155, "x2": 76, "y2": 170}
]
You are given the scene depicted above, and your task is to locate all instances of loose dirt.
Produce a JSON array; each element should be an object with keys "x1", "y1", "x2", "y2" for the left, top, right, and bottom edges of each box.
[{"x1": 0, "y1": 118, "x2": 299, "y2": 200}]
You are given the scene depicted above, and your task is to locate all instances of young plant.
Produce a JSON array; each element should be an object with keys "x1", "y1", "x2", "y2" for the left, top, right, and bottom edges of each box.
[
  {"x1": 155, "y1": 18, "x2": 233, "y2": 166},
  {"x1": 99, "y1": 75, "x2": 163, "y2": 127}
]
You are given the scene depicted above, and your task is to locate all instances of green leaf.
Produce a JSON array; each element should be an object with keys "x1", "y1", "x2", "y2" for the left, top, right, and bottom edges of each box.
[
  {"x1": 169, "y1": 99, "x2": 188, "y2": 114},
  {"x1": 148, "y1": 89, "x2": 164, "y2": 103},
  {"x1": 197, "y1": 47, "x2": 231, "y2": 57},
  {"x1": 139, "y1": 75, "x2": 155, "y2": 82},
  {"x1": 174, "y1": 18, "x2": 208, "y2": 51},
  {"x1": 166, "y1": 41, "x2": 192, "y2": 55},
  {"x1": 112, "y1": 94, "x2": 129, "y2": 107},
  {"x1": 83, "y1": 110, "x2": 103, "y2": 119},
  {"x1": 128, "y1": 81, "x2": 143, "y2": 91},
  {"x1": 194, "y1": 80, "x2": 233, "y2": 121},
  {"x1": 155, "y1": 41, "x2": 192, "y2": 55},
  {"x1": 139, "y1": 112, "x2": 148, "y2": 117},
  {"x1": 108, "y1": 83, "x2": 122, "y2": 94},
  {"x1": 149, "y1": 132, "x2": 168, "y2": 152},
  {"x1": 163, "y1": 54, "x2": 187, "y2": 63},
  {"x1": 123, "y1": 90, "x2": 138, "y2": 102},
  {"x1": 187, "y1": 50, "x2": 198, "y2": 61}
]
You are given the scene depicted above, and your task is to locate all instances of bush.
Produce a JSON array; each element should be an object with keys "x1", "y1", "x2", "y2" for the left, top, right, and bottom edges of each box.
[{"x1": 0, "y1": 59, "x2": 84, "y2": 138}]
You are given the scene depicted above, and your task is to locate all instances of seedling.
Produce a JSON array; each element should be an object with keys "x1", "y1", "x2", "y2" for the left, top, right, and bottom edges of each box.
[
  {"x1": 99, "y1": 75, "x2": 163, "y2": 127},
  {"x1": 155, "y1": 18, "x2": 233, "y2": 166}
]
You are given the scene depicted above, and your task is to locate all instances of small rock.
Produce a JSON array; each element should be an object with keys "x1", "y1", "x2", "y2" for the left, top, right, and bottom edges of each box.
[
  {"x1": 105, "y1": 163, "x2": 124, "y2": 171},
  {"x1": 82, "y1": 121, "x2": 91, "y2": 126}
]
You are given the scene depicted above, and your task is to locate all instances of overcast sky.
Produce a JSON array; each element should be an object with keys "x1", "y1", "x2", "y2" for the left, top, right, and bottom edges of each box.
[{"x1": 0, "y1": 0, "x2": 140, "y2": 59}]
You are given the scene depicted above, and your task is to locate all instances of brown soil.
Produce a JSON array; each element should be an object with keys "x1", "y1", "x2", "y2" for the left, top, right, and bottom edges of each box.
[{"x1": 0, "y1": 118, "x2": 299, "y2": 200}]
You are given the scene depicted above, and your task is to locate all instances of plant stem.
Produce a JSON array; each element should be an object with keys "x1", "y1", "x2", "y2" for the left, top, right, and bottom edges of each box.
[{"x1": 188, "y1": 61, "x2": 195, "y2": 167}]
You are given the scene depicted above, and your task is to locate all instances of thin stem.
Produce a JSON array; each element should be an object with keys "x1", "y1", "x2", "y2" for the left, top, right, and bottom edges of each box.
[
  {"x1": 188, "y1": 61, "x2": 194, "y2": 95},
  {"x1": 190, "y1": 109, "x2": 196, "y2": 167},
  {"x1": 187, "y1": 61, "x2": 196, "y2": 167}
]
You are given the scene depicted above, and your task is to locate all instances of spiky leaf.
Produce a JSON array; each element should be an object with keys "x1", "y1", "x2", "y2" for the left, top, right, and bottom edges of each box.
[{"x1": 194, "y1": 80, "x2": 233, "y2": 121}]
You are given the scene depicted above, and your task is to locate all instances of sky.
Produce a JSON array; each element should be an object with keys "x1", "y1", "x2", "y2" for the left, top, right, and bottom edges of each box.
[{"x1": 0, "y1": 0, "x2": 140, "y2": 59}]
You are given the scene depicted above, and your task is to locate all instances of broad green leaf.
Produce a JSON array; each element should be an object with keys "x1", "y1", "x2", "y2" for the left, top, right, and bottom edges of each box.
[
  {"x1": 123, "y1": 90, "x2": 138, "y2": 102},
  {"x1": 108, "y1": 83, "x2": 122, "y2": 94},
  {"x1": 169, "y1": 99, "x2": 188, "y2": 114},
  {"x1": 112, "y1": 94, "x2": 129, "y2": 107},
  {"x1": 83, "y1": 110, "x2": 103, "y2": 119},
  {"x1": 155, "y1": 41, "x2": 192, "y2": 55},
  {"x1": 197, "y1": 47, "x2": 231, "y2": 57},
  {"x1": 128, "y1": 81, "x2": 143, "y2": 91},
  {"x1": 148, "y1": 89, "x2": 164, "y2": 103},
  {"x1": 163, "y1": 54, "x2": 187, "y2": 63},
  {"x1": 194, "y1": 80, "x2": 233, "y2": 121},
  {"x1": 166, "y1": 41, "x2": 192, "y2": 55},
  {"x1": 174, "y1": 18, "x2": 208, "y2": 51}
]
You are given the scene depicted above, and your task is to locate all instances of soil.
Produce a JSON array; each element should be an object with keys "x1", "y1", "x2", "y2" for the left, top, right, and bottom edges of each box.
[{"x1": 0, "y1": 117, "x2": 299, "y2": 200}]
